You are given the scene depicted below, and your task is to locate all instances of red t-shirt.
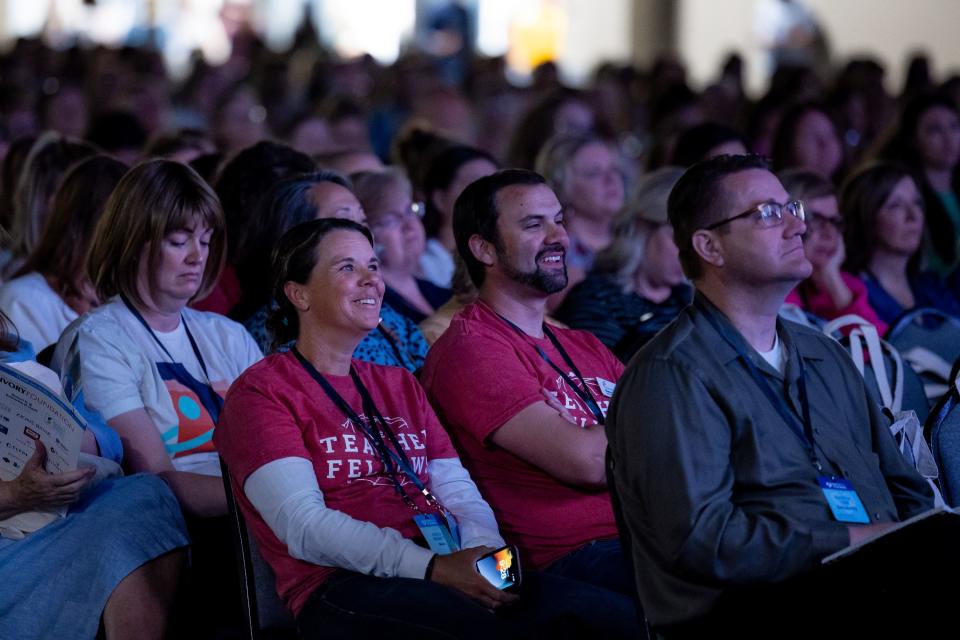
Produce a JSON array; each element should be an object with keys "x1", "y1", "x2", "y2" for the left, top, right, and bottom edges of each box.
[
  {"x1": 420, "y1": 301, "x2": 623, "y2": 569},
  {"x1": 215, "y1": 352, "x2": 457, "y2": 616}
]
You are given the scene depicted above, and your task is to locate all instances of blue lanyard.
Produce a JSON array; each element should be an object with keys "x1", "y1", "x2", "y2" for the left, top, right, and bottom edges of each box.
[
  {"x1": 291, "y1": 347, "x2": 441, "y2": 512},
  {"x1": 492, "y1": 308, "x2": 606, "y2": 425},
  {"x1": 121, "y1": 295, "x2": 214, "y2": 384},
  {"x1": 701, "y1": 309, "x2": 823, "y2": 472}
]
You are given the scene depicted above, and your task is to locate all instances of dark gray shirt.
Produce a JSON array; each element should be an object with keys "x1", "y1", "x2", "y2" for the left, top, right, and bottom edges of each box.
[{"x1": 606, "y1": 292, "x2": 934, "y2": 627}]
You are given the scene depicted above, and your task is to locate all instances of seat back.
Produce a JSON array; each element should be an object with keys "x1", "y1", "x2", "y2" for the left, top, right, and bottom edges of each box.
[
  {"x1": 928, "y1": 384, "x2": 960, "y2": 507},
  {"x1": 886, "y1": 308, "x2": 960, "y2": 401},
  {"x1": 220, "y1": 459, "x2": 297, "y2": 639}
]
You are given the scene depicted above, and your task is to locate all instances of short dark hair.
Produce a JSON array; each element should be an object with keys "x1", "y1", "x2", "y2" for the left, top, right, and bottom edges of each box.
[
  {"x1": 671, "y1": 122, "x2": 747, "y2": 167},
  {"x1": 668, "y1": 154, "x2": 770, "y2": 280},
  {"x1": 268, "y1": 218, "x2": 373, "y2": 349},
  {"x1": 453, "y1": 169, "x2": 546, "y2": 288}
]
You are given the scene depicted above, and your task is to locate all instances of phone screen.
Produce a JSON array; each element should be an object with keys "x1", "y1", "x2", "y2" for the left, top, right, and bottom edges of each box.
[{"x1": 475, "y1": 545, "x2": 521, "y2": 590}]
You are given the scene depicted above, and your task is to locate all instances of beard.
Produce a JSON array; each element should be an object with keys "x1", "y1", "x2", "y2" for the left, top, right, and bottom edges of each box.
[{"x1": 495, "y1": 242, "x2": 569, "y2": 294}]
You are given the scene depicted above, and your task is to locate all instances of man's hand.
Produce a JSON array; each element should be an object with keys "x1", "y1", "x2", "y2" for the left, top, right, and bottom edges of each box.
[
  {"x1": 542, "y1": 388, "x2": 577, "y2": 425},
  {"x1": 6, "y1": 440, "x2": 94, "y2": 512},
  {"x1": 846, "y1": 522, "x2": 897, "y2": 546},
  {"x1": 428, "y1": 546, "x2": 520, "y2": 609}
]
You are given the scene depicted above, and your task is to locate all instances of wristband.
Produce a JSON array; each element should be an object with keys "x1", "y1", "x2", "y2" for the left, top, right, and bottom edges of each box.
[{"x1": 424, "y1": 554, "x2": 438, "y2": 581}]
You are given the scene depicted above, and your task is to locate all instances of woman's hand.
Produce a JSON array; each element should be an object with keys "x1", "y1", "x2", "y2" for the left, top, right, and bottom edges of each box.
[
  {"x1": 428, "y1": 546, "x2": 520, "y2": 609},
  {"x1": 811, "y1": 241, "x2": 853, "y2": 310},
  {"x1": 1, "y1": 439, "x2": 94, "y2": 513}
]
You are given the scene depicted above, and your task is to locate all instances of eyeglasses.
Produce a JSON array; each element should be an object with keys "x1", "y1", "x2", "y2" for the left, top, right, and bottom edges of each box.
[
  {"x1": 371, "y1": 201, "x2": 426, "y2": 229},
  {"x1": 702, "y1": 200, "x2": 805, "y2": 231},
  {"x1": 808, "y1": 211, "x2": 844, "y2": 233}
]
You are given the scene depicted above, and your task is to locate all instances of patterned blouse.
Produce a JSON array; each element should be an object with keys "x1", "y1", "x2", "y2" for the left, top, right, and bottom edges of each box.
[{"x1": 242, "y1": 302, "x2": 429, "y2": 372}]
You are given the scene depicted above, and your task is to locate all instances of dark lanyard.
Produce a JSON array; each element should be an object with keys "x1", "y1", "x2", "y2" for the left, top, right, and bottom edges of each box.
[
  {"x1": 121, "y1": 295, "x2": 214, "y2": 384},
  {"x1": 492, "y1": 309, "x2": 606, "y2": 425},
  {"x1": 702, "y1": 310, "x2": 824, "y2": 472},
  {"x1": 291, "y1": 347, "x2": 440, "y2": 512}
]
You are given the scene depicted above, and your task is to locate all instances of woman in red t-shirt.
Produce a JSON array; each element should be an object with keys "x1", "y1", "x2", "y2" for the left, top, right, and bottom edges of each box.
[{"x1": 215, "y1": 218, "x2": 640, "y2": 639}]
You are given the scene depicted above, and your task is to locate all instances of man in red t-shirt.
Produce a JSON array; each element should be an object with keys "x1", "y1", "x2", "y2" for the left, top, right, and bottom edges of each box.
[{"x1": 421, "y1": 170, "x2": 637, "y2": 611}]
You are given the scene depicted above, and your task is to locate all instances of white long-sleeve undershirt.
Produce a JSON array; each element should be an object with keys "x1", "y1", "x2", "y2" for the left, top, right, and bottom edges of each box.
[{"x1": 243, "y1": 456, "x2": 505, "y2": 579}]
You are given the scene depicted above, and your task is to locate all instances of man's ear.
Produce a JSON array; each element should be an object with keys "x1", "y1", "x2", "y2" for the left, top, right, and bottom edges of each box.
[
  {"x1": 283, "y1": 281, "x2": 311, "y2": 312},
  {"x1": 468, "y1": 234, "x2": 496, "y2": 267},
  {"x1": 692, "y1": 230, "x2": 725, "y2": 268}
]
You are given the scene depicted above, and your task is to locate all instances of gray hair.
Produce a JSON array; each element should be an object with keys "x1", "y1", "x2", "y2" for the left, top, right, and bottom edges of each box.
[
  {"x1": 534, "y1": 131, "x2": 615, "y2": 205},
  {"x1": 593, "y1": 166, "x2": 685, "y2": 291}
]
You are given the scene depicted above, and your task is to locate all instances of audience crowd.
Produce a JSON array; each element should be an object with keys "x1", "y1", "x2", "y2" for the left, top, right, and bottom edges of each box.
[{"x1": 1, "y1": 19, "x2": 959, "y2": 639}]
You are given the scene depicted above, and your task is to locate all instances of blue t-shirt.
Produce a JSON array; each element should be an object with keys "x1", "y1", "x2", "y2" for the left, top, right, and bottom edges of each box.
[{"x1": 862, "y1": 271, "x2": 960, "y2": 325}]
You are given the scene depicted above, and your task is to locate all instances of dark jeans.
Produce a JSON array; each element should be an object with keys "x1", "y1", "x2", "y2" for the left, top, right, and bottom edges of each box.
[
  {"x1": 542, "y1": 538, "x2": 634, "y2": 596},
  {"x1": 543, "y1": 538, "x2": 647, "y2": 638},
  {"x1": 297, "y1": 568, "x2": 644, "y2": 640}
]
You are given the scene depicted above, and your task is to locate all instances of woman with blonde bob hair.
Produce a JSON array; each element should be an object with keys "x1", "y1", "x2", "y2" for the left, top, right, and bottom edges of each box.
[
  {"x1": 55, "y1": 159, "x2": 263, "y2": 634},
  {"x1": 557, "y1": 166, "x2": 691, "y2": 362},
  {"x1": 56, "y1": 159, "x2": 262, "y2": 514}
]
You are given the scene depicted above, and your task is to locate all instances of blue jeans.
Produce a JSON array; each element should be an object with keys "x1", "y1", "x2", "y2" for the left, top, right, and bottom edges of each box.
[{"x1": 297, "y1": 568, "x2": 643, "y2": 639}]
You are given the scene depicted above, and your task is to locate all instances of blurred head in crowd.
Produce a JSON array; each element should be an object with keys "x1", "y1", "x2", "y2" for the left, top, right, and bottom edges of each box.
[
  {"x1": 315, "y1": 149, "x2": 384, "y2": 176},
  {"x1": 8, "y1": 133, "x2": 97, "y2": 260},
  {"x1": 39, "y1": 83, "x2": 88, "y2": 139},
  {"x1": 354, "y1": 168, "x2": 426, "y2": 277},
  {"x1": 86, "y1": 110, "x2": 148, "y2": 165},
  {"x1": 214, "y1": 141, "x2": 316, "y2": 265},
  {"x1": 390, "y1": 122, "x2": 454, "y2": 197},
  {"x1": 422, "y1": 145, "x2": 499, "y2": 248},
  {"x1": 593, "y1": 166, "x2": 686, "y2": 297},
  {"x1": 144, "y1": 128, "x2": 217, "y2": 165},
  {"x1": 17, "y1": 155, "x2": 128, "y2": 312},
  {"x1": 671, "y1": 122, "x2": 748, "y2": 167},
  {"x1": 233, "y1": 170, "x2": 363, "y2": 321},
  {"x1": 842, "y1": 163, "x2": 925, "y2": 277},
  {"x1": 506, "y1": 89, "x2": 596, "y2": 170},
  {"x1": 0, "y1": 136, "x2": 36, "y2": 234},
  {"x1": 536, "y1": 132, "x2": 625, "y2": 225},
  {"x1": 772, "y1": 102, "x2": 844, "y2": 180},
  {"x1": 778, "y1": 169, "x2": 841, "y2": 272},
  {"x1": 213, "y1": 83, "x2": 270, "y2": 154},
  {"x1": 880, "y1": 91, "x2": 960, "y2": 269}
]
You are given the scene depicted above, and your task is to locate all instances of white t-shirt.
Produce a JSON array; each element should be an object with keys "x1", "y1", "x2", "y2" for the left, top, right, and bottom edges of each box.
[
  {"x1": 418, "y1": 238, "x2": 455, "y2": 288},
  {"x1": 0, "y1": 272, "x2": 77, "y2": 350},
  {"x1": 56, "y1": 297, "x2": 263, "y2": 475},
  {"x1": 758, "y1": 332, "x2": 786, "y2": 374}
]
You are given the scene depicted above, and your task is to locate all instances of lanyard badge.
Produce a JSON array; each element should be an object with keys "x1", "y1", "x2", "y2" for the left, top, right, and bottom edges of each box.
[
  {"x1": 292, "y1": 348, "x2": 461, "y2": 553},
  {"x1": 702, "y1": 308, "x2": 872, "y2": 524}
]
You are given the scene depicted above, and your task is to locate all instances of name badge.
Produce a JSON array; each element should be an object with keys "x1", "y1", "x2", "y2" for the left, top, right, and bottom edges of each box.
[
  {"x1": 413, "y1": 513, "x2": 461, "y2": 554},
  {"x1": 597, "y1": 377, "x2": 616, "y2": 398},
  {"x1": 818, "y1": 476, "x2": 870, "y2": 524}
]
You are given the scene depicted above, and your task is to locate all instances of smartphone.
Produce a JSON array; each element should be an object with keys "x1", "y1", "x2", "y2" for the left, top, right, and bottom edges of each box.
[{"x1": 475, "y1": 545, "x2": 522, "y2": 591}]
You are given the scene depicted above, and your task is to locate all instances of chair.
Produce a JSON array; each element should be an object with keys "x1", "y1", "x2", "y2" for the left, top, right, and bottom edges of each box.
[
  {"x1": 927, "y1": 381, "x2": 960, "y2": 507},
  {"x1": 885, "y1": 307, "x2": 960, "y2": 401},
  {"x1": 219, "y1": 459, "x2": 297, "y2": 639}
]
